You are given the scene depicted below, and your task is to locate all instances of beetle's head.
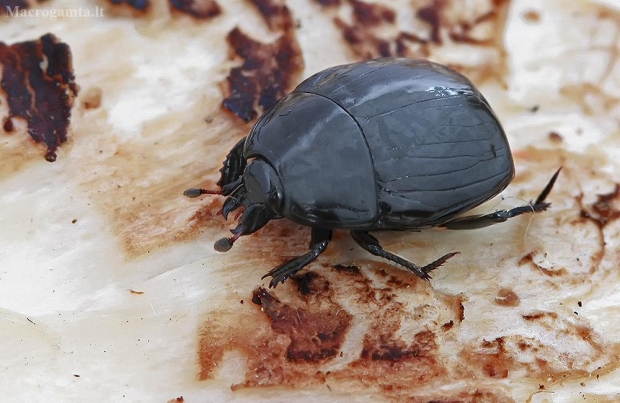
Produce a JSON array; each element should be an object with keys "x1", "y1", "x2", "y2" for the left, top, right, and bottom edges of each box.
[{"x1": 213, "y1": 159, "x2": 284, "y2": 252}]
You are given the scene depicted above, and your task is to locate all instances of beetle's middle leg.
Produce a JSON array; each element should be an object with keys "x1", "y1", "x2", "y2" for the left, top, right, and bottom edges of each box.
[
  {"x1": 262, "y1": 228, "x2": 332, "y2": 288},
  {"x1": 350, "y1": 231, "x2": 458, "y2": 280},
  {"x1": 440, "y1": 167, "x2": 561, "y2": 230}
]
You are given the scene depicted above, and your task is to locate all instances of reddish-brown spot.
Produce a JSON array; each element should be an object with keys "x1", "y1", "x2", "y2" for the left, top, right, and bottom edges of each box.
[
  {"x1": 495, "y1": 288, "x2": 520, "y2": 307},
  {"x1": 0, "y1": 33, "x2": 79, "y2": 162},
  {"x1": 576, "y1": 184, "x2": 620, "y2": 240},
  {"x1": 3, "y1": 117, "x2": 14, "y2": 132},
  {"x1": 220, "y1": 1, "x2": 303, "y2": 122},
  {"x1": 590, "y1": 185, "x2": 620, "y2": 227},
  {"x1": 334, "y1": 17, "x2": 397, "y2": 59},
  {"x1": 522, "y1": 9, "x2": 541, "y2": 23},
  {"x1": 442, "y1": 320, "x2": 454, "y2": 331},
  {"x1": 417, "y1": 0, "x2": 445, "y2": 44},
  {"x1": 249, "y1": 0, "x2": 294, "y2": 31},
  {"x1": 350, "y1": 0, "x2": 395, "y2": 26},
  {"x1": 517, "y1": 341, "x2": 530, "y2": 351},
  {"x1": 522, "y1": 312, "x2": 558, "y2": 322},
  {"x1": 548, "y1": 131, "x2": 563, "y2": 143},
  {"x1": 128, "y1": 289, "x2": 145, "y2": 295},
  {"x1": 169, "y1": 0, "x2": 221, "y2": 19},
  {"x1": 475, "y1": 337, "x2": 512, "y2": 379}
]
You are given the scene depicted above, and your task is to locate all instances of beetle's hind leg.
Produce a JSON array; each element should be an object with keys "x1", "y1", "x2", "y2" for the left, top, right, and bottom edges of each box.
[
  {"x1": 262, "y1": 228, "x2": 332, "y2": 288},
  {"x1": 440, "y1": 167, "x2": 561, "y2": 230},
  {"x1": 350, "y1": 231, "x2": 458, "y2": 280}
]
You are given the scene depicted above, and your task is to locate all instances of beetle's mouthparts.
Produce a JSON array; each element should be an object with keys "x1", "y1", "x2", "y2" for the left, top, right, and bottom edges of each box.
[{"x1": 183, "y1": 188, "x2": 221, "y2": 198}]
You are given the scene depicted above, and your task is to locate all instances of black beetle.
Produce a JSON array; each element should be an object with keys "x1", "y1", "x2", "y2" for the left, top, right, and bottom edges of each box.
[{"x1": 185, "y1": 58, "x2": 560, "y2": 288}]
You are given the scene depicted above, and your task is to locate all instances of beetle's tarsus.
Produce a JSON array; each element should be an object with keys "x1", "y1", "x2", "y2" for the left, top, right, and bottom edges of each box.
[
  {"x1": 262, "y1": 228, "x2": 332, "y2": 288},
  {"x1": 535, "y1": 166, "x2": 562, "y2": 205},
  {"x1": 421, "y1": 252, "x2": 460, "y2": 275}
]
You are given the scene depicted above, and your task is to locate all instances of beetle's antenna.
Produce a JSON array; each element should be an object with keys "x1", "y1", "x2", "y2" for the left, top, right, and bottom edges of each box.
[
  {"x1": 214, "y1": 233, "x2": 241, "y2": 252},
  {"x1": 183, "y1": 188, "x2": 221, "y2": 198}
]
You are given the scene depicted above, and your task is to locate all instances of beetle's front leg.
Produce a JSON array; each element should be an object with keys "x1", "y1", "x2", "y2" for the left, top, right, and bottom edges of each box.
[
  {"x1": 262, "y1": 228, "x2": 332, "y2": 288},
  {"x1": 440, "y1": 167, "x2": 561, "y2": 230},
  {"x1": 184, "y1": 137, "x2": 247, "y2": 198},
  {"x1": 217, "y1": 137, "x2": 247, "y2": 194}
]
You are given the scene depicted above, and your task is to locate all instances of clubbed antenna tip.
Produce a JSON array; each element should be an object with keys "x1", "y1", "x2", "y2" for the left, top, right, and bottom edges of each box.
[{"x1": 183, "y1": 188, "x2": 221, "y2": 198}]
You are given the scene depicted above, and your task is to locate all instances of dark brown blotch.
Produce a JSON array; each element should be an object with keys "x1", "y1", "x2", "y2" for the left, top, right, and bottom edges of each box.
[
  {"x1": 0, "y1": 33, "x2": 78, "y2": 162},
  {"x1": 252, "y1": 284, "x2": 352, "y2": 363},
  {"x1": 220, "y1": 1, "x2": 303, "y2": 122},
  {"x1": 169, "y1": 0, "x2": 221, "y2": 19},
  {"x1": 350, "y1": 0, "x2": 395, "y2": 26},
  {"x1": 417, "y1": 0, "x2": 446, "y2": 44}
]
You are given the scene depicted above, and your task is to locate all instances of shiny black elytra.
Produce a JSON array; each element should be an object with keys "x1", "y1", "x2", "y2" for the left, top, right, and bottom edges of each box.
[{"x1": 185, "y1": 58, "x2": 560, "y2": 288}]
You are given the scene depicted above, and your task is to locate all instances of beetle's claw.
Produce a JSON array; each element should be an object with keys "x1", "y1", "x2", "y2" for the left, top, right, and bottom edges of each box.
[
  {"x1": 221, "y1": 197, "x2": 242, "y2": 220},
  {"x1": 261, "y1": 262, "x2": 299, "y2": 288},
  {"x1": 261, "y1": 268, "x2": 285, "y2": 288},
  {"x1": 422, "y1": 252, "x2": 460, "y2": 275}
]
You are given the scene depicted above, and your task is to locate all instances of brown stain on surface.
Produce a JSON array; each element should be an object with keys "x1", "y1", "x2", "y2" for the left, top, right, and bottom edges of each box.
[
  {"x1": 495, "y1": 288, "x2": 520, "y2": 307},
  {"x1": 253, "y1": 278, "x2": 352, "y2": 363},
  {"x1": 220, "y1": 0, "x2": 304, "y2": 122},
  {"x1": 0, "y1": 33, "x2": 78, "y2": 162},
  {"x1": 583, "y1": 184, "x2": 620, "y2": 228},
  {"x1": 198, "y1": 261, "x2": 477, "y2": 399},
  {"x1": 169, "y1": 0, "x2": 221, "y2": 19},
  {"x1": 322, "y1": 0, "x2": 510, "y2": 82},
  {"x1": 104, "y1": 0, "x2": 151, "y2": 15}
]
